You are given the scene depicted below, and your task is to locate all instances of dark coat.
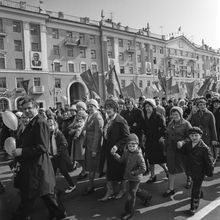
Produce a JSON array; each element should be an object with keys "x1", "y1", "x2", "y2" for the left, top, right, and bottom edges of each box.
[
  {"x1": 16, "y1": 115, "x2": 55, "y2": 199},
  {"x1": 120, "y1": 107, "x2": 144, "y2": 141},
  {"x1": 143, "y1": 110, "x2": 166, "y2": 164},
  {"x1": 179, "y1": 140, "x2": 214, "y2": 178},
  {"x1": 213, "y1": 108, "x2": 220, "y2": 141},
  {"x1": 103, "y1": 114, "x2": 130, "y2": 181},
  {"x1": 191, "y1": 109, "x2": 217, "y2": 147}
]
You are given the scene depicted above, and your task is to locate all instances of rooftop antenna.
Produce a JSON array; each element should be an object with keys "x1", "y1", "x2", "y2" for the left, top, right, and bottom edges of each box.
[{"x1": 101, "y1": 9, "x2": 105, "y2": 20}]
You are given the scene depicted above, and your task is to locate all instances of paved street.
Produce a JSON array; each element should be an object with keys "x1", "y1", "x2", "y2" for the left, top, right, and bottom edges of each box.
[{"x1": 0, "y1": 160, "x2": 220, "y2": 220}]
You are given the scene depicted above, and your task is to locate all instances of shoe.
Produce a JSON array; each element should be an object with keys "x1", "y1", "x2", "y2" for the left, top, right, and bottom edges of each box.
[
  {"x1": 121, "y1": 212, "x2": 134, "y2": 220},
  {"x1": 98, "y1": 192, "x2": 115, "y2": 201},
  {"x1": 82, "y1": 187, "x2": 95, "y2": 196},
  {"x1": 65, "y1": 185, "x2": 76, "y2": 194},
  {"x1": 189, "y1": 208, "x2": 196, "y2": 215},
  {"x1": 115, "y1": 190, "x2": 126, "y2": 199},
  {"x1": 146, "y1": 175, "x2": 157, "y2": 183},
  {"x1": 77, "y1": 173, "x2": 88, "y2": 180},
  {"x1": 162, "y1": 189, "x2": 175, "y2": 197}
]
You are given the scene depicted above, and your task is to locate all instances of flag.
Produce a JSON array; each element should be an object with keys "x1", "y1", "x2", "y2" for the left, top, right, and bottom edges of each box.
[
  {"x1": 92, "y1": 72, "x2": 99, "y2": 90},
  {"x1": 122, "y1": 81, "x2": 142, "y2": 99},
  {"x1": 197, "y1": 77, "x2": 213, "y2": 96},
  {"x1": 105, "y1": 66, "x2": 122, "y2": 97},
  {"x1": 185, "y1": 81, "x2": 195, "y2": 99},
  {"x1": 158, "y1": 70, "x2": 167, "y2": 94},
  {"x1": 21, "y1": 80, "x2": 30, "y2": 94},
  {"x1": 166, "y1": 77, "x2": 173, "y2": 95},
  {"x1": 80, "y1": 69, "x2": 99, "y2": 96}
]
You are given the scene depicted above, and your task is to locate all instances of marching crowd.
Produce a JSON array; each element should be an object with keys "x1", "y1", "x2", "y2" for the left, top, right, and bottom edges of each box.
[{"x1": 0, "y1": 93, "x2": 220, "y2": 220}]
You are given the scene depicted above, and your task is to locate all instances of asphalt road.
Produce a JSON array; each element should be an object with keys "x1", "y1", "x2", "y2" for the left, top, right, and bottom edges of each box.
[{"x1": 0, "y1": 160, "x2": 220, "y2": 220}]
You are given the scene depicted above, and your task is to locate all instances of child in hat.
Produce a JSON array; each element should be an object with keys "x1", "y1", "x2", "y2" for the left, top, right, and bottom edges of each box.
[
  {"x1": 177, "y1": 127, "x2": 214, "y2": 215},
  {"x1": 111, "y1": 133, "x2": 149, "y2": 220}
]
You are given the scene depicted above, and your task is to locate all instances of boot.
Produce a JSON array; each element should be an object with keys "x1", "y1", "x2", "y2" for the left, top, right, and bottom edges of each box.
[
  {"x1": 190, "y1": 198, "x2": 200, "y2": 215},
  {"x1": 116, "y1": 180, "x2": 127, "y2": 199},
  {"x1": 98, "y1": 181, "x2": 114, "y2": 201},
  {"x1": 137, "y1": 189, "x2": 152, "y2": 206}
]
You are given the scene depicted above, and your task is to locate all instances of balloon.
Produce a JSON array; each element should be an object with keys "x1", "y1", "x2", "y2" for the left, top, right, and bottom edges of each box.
[
  {"x1": 4, "y1": 137, "x2": 16, "y2": 156},
  {"x1": 2, "y1": 111, "x2": 18, "y2": 131}
]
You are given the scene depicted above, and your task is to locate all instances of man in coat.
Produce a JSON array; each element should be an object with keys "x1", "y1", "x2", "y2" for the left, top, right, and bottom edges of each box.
[
  {"x1": 191, "y1": 97, "x2": 218, "y2": 157},
  {"x1": 11, "y1": 96, "x2": 66, "y2": 220}
]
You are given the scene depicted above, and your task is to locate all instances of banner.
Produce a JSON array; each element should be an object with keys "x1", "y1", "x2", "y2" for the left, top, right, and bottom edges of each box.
[
  {"x1": 197, "y1": 77, "x2": 213, "y2": 97},
  {"x1": 122, "y1": 81, "x2": 142, "y2": 99},
  {"x1": 185, "y1": 81, "x2": 195, "y2": 99},
  {"x1": 21, "y1": 80, "x2": 30, "y2": 94}
]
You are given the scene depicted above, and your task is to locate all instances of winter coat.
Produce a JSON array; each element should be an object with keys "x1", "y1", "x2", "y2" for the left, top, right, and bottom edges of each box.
[
  {"x1": 103, "y1": 114, "x2": 130, "y2": 181},
  {"x1": 113, "y1": 148, "x2": 146, "y2": 181},
  {"x1": 212, "y1": 108, "x2": 220, "y2": 141},
  {"x1": 191, "y1": 109, "x2": 217, "y2": 147},
  {"x1": 15, "y1": 115, "x2": 55, "y2": 199},
  {"x1": 179, "y1": 140, "x2": 214, "y2": 178}
]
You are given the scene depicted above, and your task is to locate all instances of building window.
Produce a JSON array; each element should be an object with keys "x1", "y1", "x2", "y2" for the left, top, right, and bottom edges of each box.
[
  {"x1": 80, "y1": 49, "x2": 86, "y2": 58},
  {"x1": 66, "y1": 31, "x2": 72, "y2": 38},
  {"x1": 91, "y1": 50, "x2": 96, "y2": 59},
  {"x1": 107, "y1": 37, "x2": 113, "y2": 46},
  {"x1": 127, "y1": 40, "x2": 132, "y2": 47},
  {"x1": 52, "y1": 28, "x2": 59, "y2": 39},
  {"x1": 139, "y1": 80, "x2": 143, "y2": 88},
  {"x1": 13, "y1": 20, "x2": 21, "y2": 33},
  {"x1": 90, "y1": 35, "x2": 95, "y2": 44},
  {"x1": 0, "y1": 57, "x2": 5, "y2": 69},
  {"x1": 79, "y1": 33, "x2": 85, "y2": 42},
  {"x1": 34, "y1": 77, "x2": 41, "y2": 86},
  {"x1": 81, "y1": 63, "x2": 86, "y2": 72},
  {"x1": 120, "y1": 66, "x2": 125, "y2": 74},
  {"x1": 0, "y1": 77, "x2": 6, "y2": 88},
  {"x1": 136, "y1": 42, "x2": 141, "y2": 49},
  {"x1": 152, "y1": 45, "x2": 156, "y2": 53},
  {"x1": 0, "y1": 37, "x2": 4, "y2": 50},
  {"x1": 159, "y1": 47, "x2": 163, "y2": 54},
  {"x1": 16, "y1": 77, "x2": 24, "y2": 88},
  {"x1": 55, "y1": 78, "x2": 61, "y2": 88},
  {"x1": 129, "y1": 67, "x2": 134, "y2": 74},
  {"x1": 138, "y1": 67, "x2": 142, "y2": 74},
  {"x1": 68, "y1": 63, "x2": 74, "y2": 72},
  {"x1": 0, "y1": 19, "x2": 3, "y2": 32},
  {"x1": 14, "y1": 40, "x2": 22, "y2": 51},
  {"x1": 137, "y1": 55, "x2": 141, "y2": 63},
  {"x1": 153, "y1": 57, "x2": 157, "y2": 64},
  {"x1": 108, "y1": 51, "x2": 113, "y2": 58},
  {"x1": 53, "y1": 45, "x2": 60, "y2": 55},
  {"x1": 128, "y1": 54, "x2": 133, "y2": 61},
  {"x1": 30, "y1": 23, "x2": 39, "y2": 35},
  {"x1": 15, "y1": 59, "x2": 23, "y2": 69},
  {"x1": 121, "y1": 80, "x2": 125, "y2": 88},
  {"x1": 67, "y1": 47, "x2": 73, "y2": 57},
  {"x1": 91, "y1": 64, "x2": 97, "y2": 73},
  {"x1": 31, "y1": 42, "x2": 39, "y2": 51},
  {"x1": 54, "y1": 62, "x2": 61, "y2": 72},
  {"x1": 118, "y1": 39, "x2": 123, "y2": 47},
  {"x1": 119, "y1": 52, "x2": 124, "y2": 61}
]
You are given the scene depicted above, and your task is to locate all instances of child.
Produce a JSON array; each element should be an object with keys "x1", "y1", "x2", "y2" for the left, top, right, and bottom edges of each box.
[
  {"x1": 111, "y1": 133, "x2": 147, "y2": 220},
  {"x1": 177, "y1": 127, "x2": 214, "y2": 215},
  {"x1": 47, "y1": 117, "x2": 76, "y2": 194}
]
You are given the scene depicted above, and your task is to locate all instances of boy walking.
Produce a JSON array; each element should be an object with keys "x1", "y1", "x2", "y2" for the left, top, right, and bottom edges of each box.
[
  {"x1": 177, "y1": 127, "x2": 214, "y2": 215},
  {"x1": 111, "y1": 133, "x2": 147, "y2": 220}
]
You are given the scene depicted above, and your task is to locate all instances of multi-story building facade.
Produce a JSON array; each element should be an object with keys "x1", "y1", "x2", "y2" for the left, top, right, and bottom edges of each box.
[{"x1": 0, "y1": 0, "x2": 219, "y2": 111}]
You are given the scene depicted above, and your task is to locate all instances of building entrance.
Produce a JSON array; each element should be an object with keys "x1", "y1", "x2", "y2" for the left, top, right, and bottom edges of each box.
[{"x1": 69, "y1": 82, "x2": 86, "y2": 104}]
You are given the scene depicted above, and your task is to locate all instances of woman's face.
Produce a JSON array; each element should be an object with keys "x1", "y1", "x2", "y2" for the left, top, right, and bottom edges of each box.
[
  {"x1": 47, "y1": 119, "x2": 55, "y2": 132},
  {"x1": 172, "y1": 111, "x2": 181, "y2": 121},
  {"x1": 144, "y1": 103, "x2": 153, "y2": 114},
  {"x1": 87, "y1": 104, "x2": 96, "y2": 115},
  {"x1": 213, "y1": 102, "x2": 220, "y2": 109},
  {"x1": 105, "y1": 106, "x2": 115, "y2": 118}
]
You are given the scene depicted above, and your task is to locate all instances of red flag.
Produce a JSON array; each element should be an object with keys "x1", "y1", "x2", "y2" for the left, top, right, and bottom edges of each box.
[
  {"x1": 122, "y1": 81, "x2": 142, "y2": 99},
  {"x1": 166, "y1": 77, "x2": 173, "y2": 95},
  {"x1": 185, "y1": 81, "x2": 195, "y2": 99},
  {"x1": 21, "y1": 80, "x2": 30, "y2": 94},
  {"x1": 158, "y1": 70, "x2": 167, "y2": 94},
  {"x1": 170, "y1": 83, "x2": 179, "y2": 94},
  {"x1": 197, "y1": 77, "x2": 213, "y2": 96}
]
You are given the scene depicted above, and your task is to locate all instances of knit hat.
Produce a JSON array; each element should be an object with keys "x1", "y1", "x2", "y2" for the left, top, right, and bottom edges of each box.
[
  {"x1": 126, "y1": 133, "x2": 139, "y2": 144},
  {"x1": 188, "y1": 127, "x2": 203, "y2": 135},
  {"x1": 104, "y1": 99, "x2": 119, "y2": 112},
  {"x1": 76, "y1": 101, "x2": 87, "y2": 111},
  {"x1": 70, "y1": 105, "x2": 77, "y2": 111},
  {"x1": 170, "y1": 106, "x2": 183, "y2": 118},
  {"x1": 87, "y1": 99, "x2": 99, "y2": 109},
  {"x1": 144, "y1": 98, "x2": 156, "y2": 109}
]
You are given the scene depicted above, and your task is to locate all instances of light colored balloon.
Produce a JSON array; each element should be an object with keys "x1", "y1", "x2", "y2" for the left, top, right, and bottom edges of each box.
[
  {"x1": 4, "y1": 137, "x2": 16, "y2": 156},
  {"x1": 2, "y1": 111, "x2": 18, "y2": 131}
]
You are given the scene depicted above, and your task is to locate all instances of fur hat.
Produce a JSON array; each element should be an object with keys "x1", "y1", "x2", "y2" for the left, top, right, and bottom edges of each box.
[
  {"x1": 144, "y1": 98, "x2": 156, "y2": 109},
  {"x1": 87, "y1": 99, "x2": 99, "y2": 109},
  {"x1": 170, "y1": 106, "x2": 183, "y2": 118},
  {"x1": 126, "y1": 133, "x2": 139, "y2": 144},
  {"x1": 76, "y1": 101, "x2": 87, "y2": 111},
  {"x1": 104, "y1": 99, "x2": 119, "y2": 112},
  {"x1": 188, "y1": 127, "x2": 203, "y2": 135}
]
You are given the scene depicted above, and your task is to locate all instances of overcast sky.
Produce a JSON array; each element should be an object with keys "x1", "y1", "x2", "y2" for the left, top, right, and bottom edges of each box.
[{"x1": 29, "y1": 0, "x2": 220, "y2": 49}]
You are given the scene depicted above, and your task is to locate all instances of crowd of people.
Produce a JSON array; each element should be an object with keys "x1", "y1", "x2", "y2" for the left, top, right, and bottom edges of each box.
[{"x1": 0, "y1": 93, "x2": 219, "y2": 220}]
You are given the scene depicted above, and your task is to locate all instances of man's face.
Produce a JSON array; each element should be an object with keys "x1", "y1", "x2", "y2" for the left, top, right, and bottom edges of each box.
[
  {"x1": 33, "y1": 54, "x2": 39, "y2": 61},
  {"x1": 23, "y1": 102, "x2": 38, "y2": 119},
  {"x1": 155, "y1": 98, "x2": 160, "y2": 106},
  {"x1": 125, "y1": 100, "x2": 133, "y2": 110},
  {"x1": 198, "y1": 102, "x2": 206, "y2": 111},
  {"x1": 189, "y1": 133, "x2": 201, "y2": 144}
]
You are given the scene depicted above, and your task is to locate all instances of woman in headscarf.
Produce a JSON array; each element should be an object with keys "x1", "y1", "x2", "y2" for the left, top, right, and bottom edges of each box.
[
  {"x1": 163, "y1": 106, "x2": 191, "y2": 197},
  {"x1": 142, "y1": 99, "x2": 168, "y2": 183},
  {"x1": 99, "y1": 99, "x2": 130, "y2": 201}
]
